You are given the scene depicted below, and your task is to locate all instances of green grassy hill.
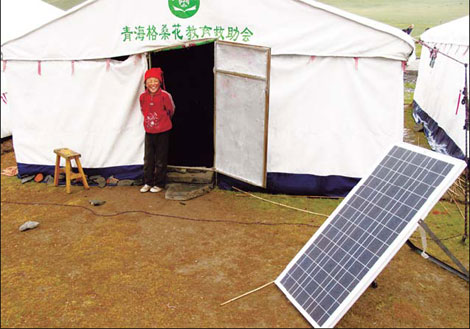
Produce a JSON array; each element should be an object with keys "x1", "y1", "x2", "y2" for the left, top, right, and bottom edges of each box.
[
  {"x1": 43, "y1": 0, "x2": 84, "y2": 11},
  {"x1": 318, "y1": 0, "x2": 469, "y2": 38}
]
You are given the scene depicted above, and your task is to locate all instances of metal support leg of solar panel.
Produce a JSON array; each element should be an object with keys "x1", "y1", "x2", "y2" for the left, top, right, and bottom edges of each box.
[
  {"x1": 275, "y1": 142, "x2": 467, "y2": 328},
  {"x1": 406, "y1": 220, "x2": 469, "y2": 282}
]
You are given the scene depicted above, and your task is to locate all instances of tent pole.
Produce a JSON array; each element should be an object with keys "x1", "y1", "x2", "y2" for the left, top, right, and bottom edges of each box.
[{"x1": 146, "y1": 52, "x2": 151, "y2": 69}]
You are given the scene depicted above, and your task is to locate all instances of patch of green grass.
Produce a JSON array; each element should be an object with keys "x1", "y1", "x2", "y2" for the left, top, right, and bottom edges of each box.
[
  {"x1": 42, "y1": 0, "x2": 85, "y2": 11},
  {"x1": 318, "y1": 0, "x2": 469, "y2": 38},
  {"x1": 410, "y1": 201, "x2": 469, "y2": 269},
  {"x1": 404, "y1": 81, "x2": 416, "y2": 104}
]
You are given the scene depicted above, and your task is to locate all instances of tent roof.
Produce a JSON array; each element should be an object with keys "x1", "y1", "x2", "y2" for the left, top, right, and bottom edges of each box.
[
  {"x1": 1, "y1": 0, "x2": 64, "y2": 44},
  {"x1": 1, "y1": 0, "x2": 414, "y2": 61},
  {"x1": 420, "y1": 16, "x2": 469, "y2": 46}
]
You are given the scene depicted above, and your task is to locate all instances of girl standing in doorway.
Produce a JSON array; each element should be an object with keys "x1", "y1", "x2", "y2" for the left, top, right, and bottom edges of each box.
[{"x1": 139, "y1": 67, "x2": 175, "y2": 193}]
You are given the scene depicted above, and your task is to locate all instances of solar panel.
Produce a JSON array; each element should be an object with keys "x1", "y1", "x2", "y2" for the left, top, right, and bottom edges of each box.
[{"x1": 275, "y1": 142, "x2": 466, "y2": 328}]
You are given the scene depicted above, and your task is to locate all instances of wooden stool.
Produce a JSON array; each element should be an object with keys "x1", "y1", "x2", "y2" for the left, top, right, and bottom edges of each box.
[{"x1": 53, "y1": 148, "x2": 90, "y2": 194}]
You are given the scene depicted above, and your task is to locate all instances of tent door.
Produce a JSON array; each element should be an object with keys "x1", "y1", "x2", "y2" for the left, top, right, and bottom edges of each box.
[
  {"x1": 149, "y1": 40, "x2": 216, "y2": 169},
  {"x1": 214, "y1": 40, "x2": 271, "y2": 188}
]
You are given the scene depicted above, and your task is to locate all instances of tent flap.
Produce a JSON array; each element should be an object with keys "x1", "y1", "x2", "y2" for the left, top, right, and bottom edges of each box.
[{"x1": 214, "y1": 41, "x2": 270, "y2": 187}]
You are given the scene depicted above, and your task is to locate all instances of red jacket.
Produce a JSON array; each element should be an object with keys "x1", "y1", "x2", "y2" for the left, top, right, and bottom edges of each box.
[{"x1": 139, "y1": 89, "x2": 175, "y2": 133}]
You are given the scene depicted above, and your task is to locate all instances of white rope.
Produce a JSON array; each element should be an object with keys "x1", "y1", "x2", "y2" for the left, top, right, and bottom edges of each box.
[{"x1": 232, "y1": 186, "x2": 330, "y2": 218}]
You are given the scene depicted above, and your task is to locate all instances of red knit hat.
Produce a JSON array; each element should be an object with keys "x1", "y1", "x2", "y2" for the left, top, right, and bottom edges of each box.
[{"x1": 144, "y1": 67, "x2": 163, "y2": 82}]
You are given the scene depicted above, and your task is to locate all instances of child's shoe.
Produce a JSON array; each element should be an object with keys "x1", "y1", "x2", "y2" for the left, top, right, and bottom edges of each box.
[
  {"x1": 150, "y1": 186, "x2": 162, "y2": 193},
  {"x1": 140, "y1": 184, "x2": 151, "y2": 193}
]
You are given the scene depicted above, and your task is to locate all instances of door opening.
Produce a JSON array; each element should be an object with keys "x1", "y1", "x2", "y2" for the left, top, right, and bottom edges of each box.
[{"x1": 150, "y1": 42, "x2": 215, "y2": 168}]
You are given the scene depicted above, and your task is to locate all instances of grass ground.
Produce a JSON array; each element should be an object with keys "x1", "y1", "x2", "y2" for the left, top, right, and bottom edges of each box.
[{"x1": 1, "y1": 145, "x2": 469, "y2": 328}]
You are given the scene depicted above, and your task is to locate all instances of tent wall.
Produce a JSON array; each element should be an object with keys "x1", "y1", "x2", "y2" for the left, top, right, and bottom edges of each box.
[
  {"x1": 268, "y1": 55, "x2": 404, "y2": 178},
  {"x1": 6, "y1": 55, "x2": 146, "y2": 179},
  {"x1": 412, "y1": 17, "x2": 469, "y2": 159},
  {"x1": 1, "y1": 0, "x2": 65, "y2": 139},
  {"x1": 1, "y1": 72, "x2": 12, "y2": 139},
  {"x1": 1, "y1": 0, "x2": 64, "y2": 44}
]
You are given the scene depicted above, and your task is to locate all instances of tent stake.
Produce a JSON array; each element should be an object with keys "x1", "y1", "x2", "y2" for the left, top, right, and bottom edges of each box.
[{"x1": 220, "y1": 281, "x2": 275, "y2": 306}]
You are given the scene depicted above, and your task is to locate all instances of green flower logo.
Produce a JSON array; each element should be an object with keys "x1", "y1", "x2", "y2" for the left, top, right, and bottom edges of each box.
[{"x1": 168, "y1": 0, "x2": 200, "y2": 19}]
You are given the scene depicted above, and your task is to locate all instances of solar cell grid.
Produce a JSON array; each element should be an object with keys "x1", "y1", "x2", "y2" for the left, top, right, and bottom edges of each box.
[{"x1": 276, "y1": 143, "x2": 465, "y2": 328}]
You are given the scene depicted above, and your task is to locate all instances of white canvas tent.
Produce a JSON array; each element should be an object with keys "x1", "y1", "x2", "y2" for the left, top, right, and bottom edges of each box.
[
  {"x1": 412, "y1": 16, "x2": 469, "y2": 160},
  {"x1": 1, "y1": 0, "x2": 64, "y2": 138},
  {"x1": 1, "y1": 71, "x2": 11, "y2": 139},
  {"x1": 1, "y1": 0, "x2": 414, "y2": 196}
]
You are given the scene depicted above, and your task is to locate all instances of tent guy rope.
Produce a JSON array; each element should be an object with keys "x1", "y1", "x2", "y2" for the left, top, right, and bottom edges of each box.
[
  {"x1": 220, "y1": 281, "x2": 275, "y2": 306},
  {"x1": 231, "y1": 186, "x2": 329, "y2": 218},
  {"x1": 415, "y1": 38, "x2": 468, "y2": 66}
]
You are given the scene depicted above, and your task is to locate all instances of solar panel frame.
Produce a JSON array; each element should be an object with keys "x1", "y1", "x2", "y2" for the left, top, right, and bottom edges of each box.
[{"x1": 275, "y1": 142, "x2": 467, "y2": 328}]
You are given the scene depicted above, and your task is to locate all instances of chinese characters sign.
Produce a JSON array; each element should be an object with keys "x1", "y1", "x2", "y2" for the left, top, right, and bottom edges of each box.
[{"x1": 121, "y1": 24, "x2": 254, "y2": 43}]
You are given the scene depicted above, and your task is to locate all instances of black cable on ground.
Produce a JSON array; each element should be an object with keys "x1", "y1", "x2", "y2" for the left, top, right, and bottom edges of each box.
[{"x1": 1, "y1": 200, "x2": 320, "y2": 228}]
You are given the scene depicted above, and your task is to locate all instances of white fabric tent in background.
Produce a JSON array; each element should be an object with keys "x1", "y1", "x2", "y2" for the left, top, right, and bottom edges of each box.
[
  {"x1": 1, "y1": 72, "x2": 11, "y2": 139},
  {"x1": 1, "y1": 0, "x2": 64, "y2": 138},
  {"x1": 1, "y1": 0, "x2": 64, "y2": 43},
  {"x1": 1, "y1": 0, "x2": 414, "y2": 196},
  {"x1": 412, "y1": 16, "x2": 469, "y2": 160}
]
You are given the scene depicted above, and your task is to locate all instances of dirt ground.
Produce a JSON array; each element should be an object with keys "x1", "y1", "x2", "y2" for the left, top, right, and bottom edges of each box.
[{"x1": 1, "y1": 142, "x2": 469, "y2": 328}]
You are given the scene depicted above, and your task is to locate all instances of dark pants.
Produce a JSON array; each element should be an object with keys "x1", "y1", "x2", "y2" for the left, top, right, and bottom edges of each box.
[{"x1": 144, "y1": 131, "x2": 170, "y2": 188}]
